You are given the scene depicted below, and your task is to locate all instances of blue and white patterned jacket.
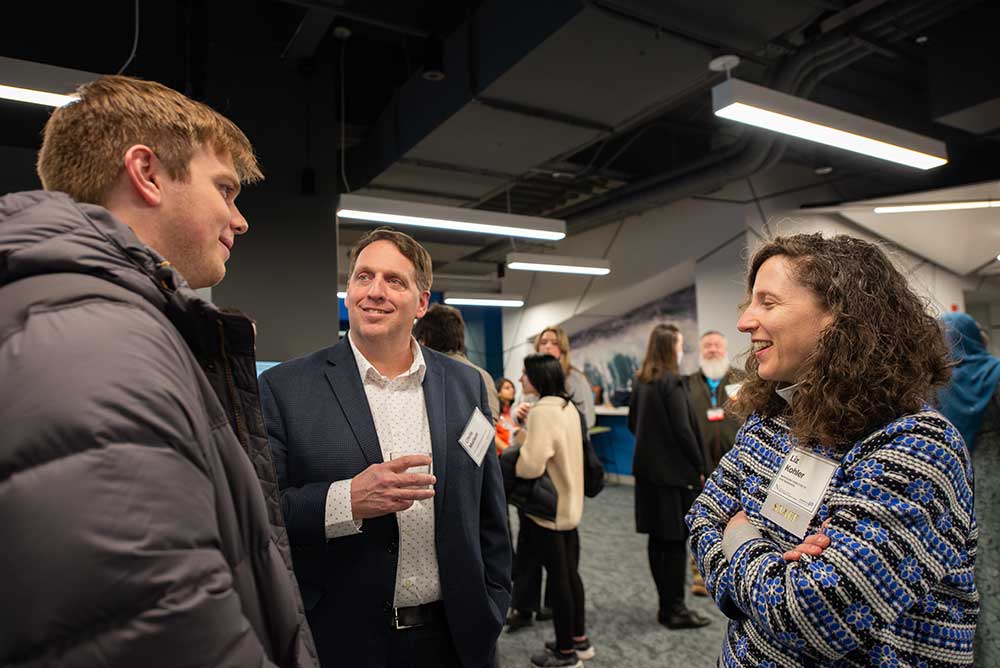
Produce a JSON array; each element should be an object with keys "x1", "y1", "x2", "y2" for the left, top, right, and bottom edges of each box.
[{"x1": 686, "y1": 408, "x2": 978, "y2": 668}]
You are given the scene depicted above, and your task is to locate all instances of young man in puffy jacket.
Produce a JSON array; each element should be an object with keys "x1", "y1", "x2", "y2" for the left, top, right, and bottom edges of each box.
[{"x1": 0, "y1": 76, "x2": 317, "y2": 668}]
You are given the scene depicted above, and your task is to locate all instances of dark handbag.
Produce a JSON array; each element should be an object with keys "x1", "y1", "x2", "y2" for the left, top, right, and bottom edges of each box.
[
  {"x1": 499, "y1": 445, "x2": 558, "y2": 521},
  {"x1": 579, "y1": 409, "x2": 605, "y2": 498}
]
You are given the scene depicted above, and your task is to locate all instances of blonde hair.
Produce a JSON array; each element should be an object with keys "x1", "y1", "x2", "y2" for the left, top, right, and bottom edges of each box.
[
  {"x1": 38, "y1": 75, "x2": 262, "y2": 206},
  {"x1": 535, "y1": 326, "x2": 574, "y2": 376}
]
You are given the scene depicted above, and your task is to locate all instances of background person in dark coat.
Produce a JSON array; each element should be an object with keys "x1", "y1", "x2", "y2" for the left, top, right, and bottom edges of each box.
[
  {"x1": 686, "y1": 331, "x2": 743, "y2": 473},
  {"x1": 0, "y1": 76, "x2": 316, "y2": 667},
  {"x1": 685, "y1": 331, "x2": 743, "y2": 597},
  {"x1": 628, "y1": 323, "x2": 711, "y2": 630},
  {"x1": 938, "y1": 312, "x2": 1000, "y2": 667}
]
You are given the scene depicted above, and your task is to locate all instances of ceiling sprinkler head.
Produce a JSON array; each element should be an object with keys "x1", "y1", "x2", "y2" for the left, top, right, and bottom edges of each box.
[{"x1": 708, "y1": 54, "x2": 741, "y2": 74}]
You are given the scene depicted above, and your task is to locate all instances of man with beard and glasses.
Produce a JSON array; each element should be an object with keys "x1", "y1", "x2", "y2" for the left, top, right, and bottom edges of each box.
[{"x1": 685, "y1": 331, "x2": 743, "y2": 597}]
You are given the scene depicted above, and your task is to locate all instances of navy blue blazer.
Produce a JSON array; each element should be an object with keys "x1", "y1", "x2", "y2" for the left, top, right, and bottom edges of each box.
[{"x1": 259, "y1": 338, "x2": 512, "y2": 668}]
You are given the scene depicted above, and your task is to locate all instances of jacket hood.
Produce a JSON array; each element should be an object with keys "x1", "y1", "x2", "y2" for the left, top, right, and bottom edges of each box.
[{"x1": 0, "y1": 190, "x2": 213, "y2": 321}]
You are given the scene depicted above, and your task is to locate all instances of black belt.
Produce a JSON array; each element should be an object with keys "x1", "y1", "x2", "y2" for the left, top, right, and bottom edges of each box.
[{"x1": 390, "y1": 601, "x2": 446, "y2": 630}]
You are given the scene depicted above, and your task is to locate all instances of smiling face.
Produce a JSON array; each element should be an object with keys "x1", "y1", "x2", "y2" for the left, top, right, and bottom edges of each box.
[
  {"x1": 347, "y1": 239, "x2": 430, "y2": 350},
  {"x1": 737, "y1": 255, "x2": 833, "y2": 384},
  {"x1": 700, "y1": 333, "x2": 727, "y2": 361},
  {"x1": 154, "y1": 146, "x2": 247, "y2": 288}
]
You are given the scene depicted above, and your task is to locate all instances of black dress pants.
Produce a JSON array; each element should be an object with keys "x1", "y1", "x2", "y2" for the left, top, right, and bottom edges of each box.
[
  {"x1": 520, "y1": 518, "x2": 586, "y2": 652},
  {"x1": 386, "y1": 616, "x2": 463, "y2": 668},
  {"x1": 647, "y1": 536, "x2": 688, "y2": 614},
  {"x1": 510, "y1": 508, "x2": 552, "y2": 612}
]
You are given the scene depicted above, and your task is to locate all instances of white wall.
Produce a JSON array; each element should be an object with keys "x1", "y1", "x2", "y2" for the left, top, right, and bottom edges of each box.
[
  {"x1": 500, "y1": 196, "x2": 745, "y2": 382},
  {"x1": 749, "y1": 212, "x2": 966, "y2": 316},
  {"x1": 695, "y1": 231, "x2": 752, "y2": 364},
  {"x1": 500, "y1": 164, "x2": 968, "y2": 386}
]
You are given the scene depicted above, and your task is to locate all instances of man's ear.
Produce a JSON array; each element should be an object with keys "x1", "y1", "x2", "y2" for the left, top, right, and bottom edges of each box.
[
  {"x1": 121, "y1": 145, "x2": 163, "y2": 206},
  {"x1": 415, "y1": 290, "x2": 431, "y2": 319}
]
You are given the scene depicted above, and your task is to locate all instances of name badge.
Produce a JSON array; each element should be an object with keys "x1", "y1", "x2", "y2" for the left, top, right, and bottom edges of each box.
[
  {"x1": 458, "y1": 407, "x2": 494, "y2": 467},
  {"x1": 706, "y1": 407, "x2": 725, "y2": 422},
  {"x1": 761, "y1": 447, "x2": 838, "y2": 539}
]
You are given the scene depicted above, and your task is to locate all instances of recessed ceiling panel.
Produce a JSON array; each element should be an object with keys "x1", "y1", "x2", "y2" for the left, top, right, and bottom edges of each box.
[
  {"x1": 369, "y1": 162, "x2": 508, "y2": 200},
  {"x1": 405, "y1": 101, "x2": 598, "y2": 175},
  {"x1": 480, "y1": 7, "x2": 714, "y2": 128},
  {"x1": 838, "y1": 181, "x2": 1000, "y2": 275}
]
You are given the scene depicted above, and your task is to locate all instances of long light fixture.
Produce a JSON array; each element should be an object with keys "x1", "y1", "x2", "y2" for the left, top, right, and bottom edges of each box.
[
  {"x1": 0, "y1": 84, "x2": 77, "y2": 107},
  {"x1": 0, "y1": 57, "x2": 96, "y2": 107},
  {"x1": 506, "y1": 252, "x2": 611, "y2": 276},
  {"x1": 712, "y1": 78, "x2": 948, "y2": 170},
  {"x1": 337, "y1": 194, "x2": 565, "y2": 241},
  {"x1": 444, "y1": 292, "x2": 524, "y2": 308},
  {"x1": 873, "y1": 200, "x2": 999, "y2": 214}
]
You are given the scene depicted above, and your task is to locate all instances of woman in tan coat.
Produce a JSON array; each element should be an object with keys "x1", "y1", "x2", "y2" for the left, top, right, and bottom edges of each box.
[{"x1": 516, "y1": 353, "x2": 592, "y2": 668}]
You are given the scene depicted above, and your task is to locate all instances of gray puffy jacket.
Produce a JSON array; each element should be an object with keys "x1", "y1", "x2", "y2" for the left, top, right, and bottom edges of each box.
[{"x1": 0, "y1": 191, "x2": 318, "y2": 667}]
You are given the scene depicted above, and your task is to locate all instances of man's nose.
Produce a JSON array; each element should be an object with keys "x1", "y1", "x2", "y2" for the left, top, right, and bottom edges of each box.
[{"x1": 232, "y1": 208, "x2": 249, "y2": 235}]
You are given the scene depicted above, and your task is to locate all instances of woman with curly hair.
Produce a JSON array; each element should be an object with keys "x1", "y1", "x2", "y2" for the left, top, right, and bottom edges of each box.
[{"x1": 686, "y1": 233, "x2": 977, "y2": 668}]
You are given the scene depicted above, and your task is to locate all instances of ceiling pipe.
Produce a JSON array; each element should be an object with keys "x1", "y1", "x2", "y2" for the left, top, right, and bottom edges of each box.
[{"x1": 559, "y1": 0, "x2": 952, "y2": 232}]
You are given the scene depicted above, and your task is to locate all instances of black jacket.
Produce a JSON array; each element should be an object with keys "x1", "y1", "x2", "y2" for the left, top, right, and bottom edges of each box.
[
  {"x1": 0, "y1": 191, "x2": 316, "y2": 667},
  {"x1": 628, "y1": 373, "x2": 707, "y2": 487},
  {"x1": 686, "y1": 370, "x2": 743, "y2": 471}
]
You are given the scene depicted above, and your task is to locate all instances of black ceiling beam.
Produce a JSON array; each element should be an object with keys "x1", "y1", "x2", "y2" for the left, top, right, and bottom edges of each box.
[
  {"x1": 362, "y1": 184, "x2": 475, "y2": 202},
  {"x1": 276, "y1": 0, "x2": 430, "y2": 38},
  {"x1": 397, "y1": 157, "x2": 520, "y2": 181},
  {"x1": 474, "y1": 97, "x2": 613, "y2": 133},
  {"x1": 585, "y1": 0, "x2": 774, "y2": 67},
  {"x1": 281, "y1": 9, "x2": 335, "y2": 61}
]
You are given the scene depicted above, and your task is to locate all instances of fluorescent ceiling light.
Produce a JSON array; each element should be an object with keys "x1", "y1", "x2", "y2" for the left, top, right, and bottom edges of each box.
[
  {"x1": 337, "y1": 194, "x2": 565, "y2": 241},
  {"x1": 444, "y1": 292, "x2": 524, "y2": 308},
  {"x1": 712, "y1": 79, "x2": 947, "y2": 170},
  {"x1": 0, "y1": 84, "x2": 76, "y2": 107},
  {"x1": 0, "y1": 56, "x2": 96, "y2": 107},
  {"x1": 506, "y1": 252, "x2": 611, "y2": 276},
  {"x1": 873, "y1": 200, "x2": 999, "y2": 214}
]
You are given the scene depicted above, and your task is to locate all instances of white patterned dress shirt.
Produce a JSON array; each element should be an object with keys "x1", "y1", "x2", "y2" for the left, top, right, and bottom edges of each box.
[{"x1": 323, "y1": 333, "x2": 441, "y2": 608}]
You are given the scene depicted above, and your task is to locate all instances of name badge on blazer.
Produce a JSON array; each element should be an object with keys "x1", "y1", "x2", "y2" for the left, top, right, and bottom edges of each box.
[
  {"x1": 459, "y1": 407, "x2": 493, "y2": 466},
  {"x1": 761, "y1": 447, "x2": 838, "y2": 539},
  {"x1": 706, "y1": 407, "x2": 725, "y2": 422}
]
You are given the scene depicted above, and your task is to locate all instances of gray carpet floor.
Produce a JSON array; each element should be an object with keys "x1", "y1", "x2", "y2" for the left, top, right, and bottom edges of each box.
[{"x1": 497, "y1": 484, "x2": 726, "y2": 668}]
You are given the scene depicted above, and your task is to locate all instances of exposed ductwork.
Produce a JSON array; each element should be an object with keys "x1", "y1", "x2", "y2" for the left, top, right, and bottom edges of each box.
[{"x1": 558, "y1": 0, "x2": 977, "y2": 233}]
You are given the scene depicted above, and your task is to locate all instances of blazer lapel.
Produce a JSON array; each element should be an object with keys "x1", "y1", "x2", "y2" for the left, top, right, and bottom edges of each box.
[
  {"x1": 422, "y1": 351, "x2": 448, "y2": 525},
  {"x1": 324, "y1": 339, "x2": 383, "y2": 466}
]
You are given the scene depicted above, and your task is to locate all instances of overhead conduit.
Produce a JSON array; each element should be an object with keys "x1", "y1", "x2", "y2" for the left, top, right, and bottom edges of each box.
[{"x1": 561, "y1": 0, "x2": 971, "y2": 233}]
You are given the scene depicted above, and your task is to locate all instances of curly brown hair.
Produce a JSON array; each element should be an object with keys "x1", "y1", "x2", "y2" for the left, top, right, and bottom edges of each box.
[{"x1": 731, "y1": 233, "x2": 951, "y2": 447}]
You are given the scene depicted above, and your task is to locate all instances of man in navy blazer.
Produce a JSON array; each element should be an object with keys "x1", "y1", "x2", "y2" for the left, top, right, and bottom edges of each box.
[{"x1": 259, "y1": 227, "x2": 512, "y2": 668}]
